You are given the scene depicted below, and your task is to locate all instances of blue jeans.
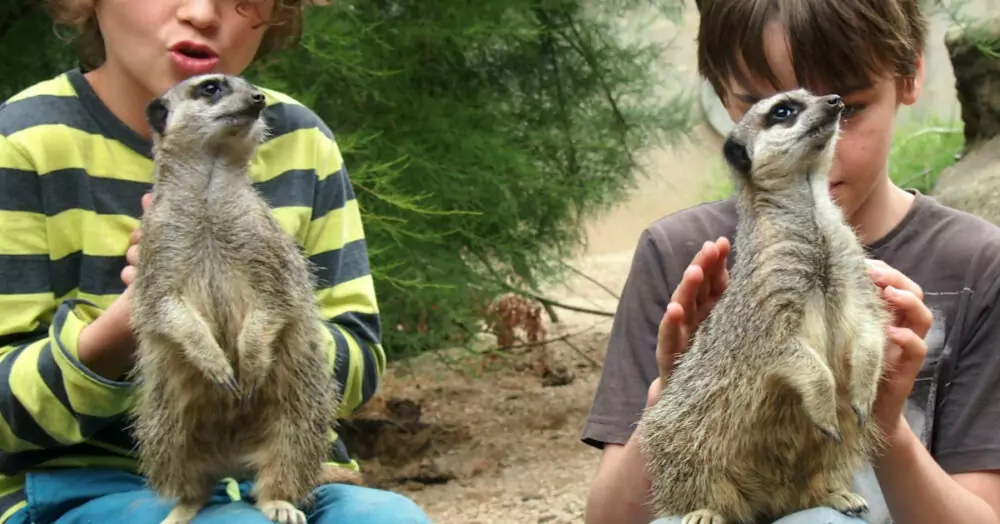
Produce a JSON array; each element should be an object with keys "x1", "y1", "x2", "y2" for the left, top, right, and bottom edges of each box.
[
  {"x1": 651, "y1": 507, "x2": 867, "y2": 523},
  {"x1": 8, "y1": 468, "x2": 431, "y2": 524}
]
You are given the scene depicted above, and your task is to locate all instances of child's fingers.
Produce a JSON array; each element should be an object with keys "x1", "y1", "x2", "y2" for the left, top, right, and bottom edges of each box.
[
  {"x1": 708, "y1": 237, "x2": 730, "y2": 298},
  {"x1": 129, "y1": 227, "x2": 142, "y2": 246},
  {"x1": 121, "y1": 265, "x2": 136, "y2": 287},
  {"x1": 126, "y1": 245, "x2": 139, "y2": 267},
  {"x1": 694, "y1": 242, "x2": 719, "y2": 308},
  {"x1": 141, "y1": 192, "x2": 153, "y2": 212},
  {"x1": 884, "y1": 285, "x2": 933, "y2": 339},
  {"x1": 656, "y1": 303, "x2": 686, "y2": 383},
  {"x1": 673, "y1": 265, "x2": 705, "y2": 325},
  {"x1": 883, "y1": 327, "x2": 928, "y2": 394},
  {"x1": 866, "y1": 259, "x2": 924, "y2": 301}
]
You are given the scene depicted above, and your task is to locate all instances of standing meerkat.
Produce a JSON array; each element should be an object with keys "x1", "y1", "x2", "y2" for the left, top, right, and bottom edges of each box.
[
  {"x1": 637, "y1": 89, "x2": 890, "y2": 524},
  {"x1": 129, "y1": 73, "x2": 362, "y2": 524}
]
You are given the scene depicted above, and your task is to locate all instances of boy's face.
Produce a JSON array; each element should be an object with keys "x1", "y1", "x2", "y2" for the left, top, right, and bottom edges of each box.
[
  {"x1": 94, "y1": 0, "x2": 274, "y2": 101},
  {"x1": 718, "y1": 20, "x2": 925, "y2": 219}
]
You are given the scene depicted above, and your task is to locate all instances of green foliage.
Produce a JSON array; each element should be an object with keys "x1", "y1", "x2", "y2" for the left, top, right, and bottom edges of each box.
[
  {"x1": 0, "y1": 5, "x2": 77, "y2": 101},
  {"x1": 1, "y1": 1, "x2": 695, "y2": 361},
  {"x1": 887, "y1": 118, "x2": 964, "y2": 193},
  {"x1": 245, "y1": 1, "x2": 695, "y2": 359}
]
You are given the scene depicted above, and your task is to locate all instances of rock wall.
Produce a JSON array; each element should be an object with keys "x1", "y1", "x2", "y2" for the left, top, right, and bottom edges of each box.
[{"x1": 932, "y1": 19, "x2": 1000, "y2": 224}]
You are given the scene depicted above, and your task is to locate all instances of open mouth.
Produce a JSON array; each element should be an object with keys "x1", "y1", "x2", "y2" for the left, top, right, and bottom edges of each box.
[{"x1": 171, "y1": 42, "x2": 217, "y2": 59}]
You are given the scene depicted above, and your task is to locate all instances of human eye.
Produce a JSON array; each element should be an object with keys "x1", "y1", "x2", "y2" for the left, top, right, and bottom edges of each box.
[{"x1": 843, "y1": 104, "x2": 863, "y2": 118}]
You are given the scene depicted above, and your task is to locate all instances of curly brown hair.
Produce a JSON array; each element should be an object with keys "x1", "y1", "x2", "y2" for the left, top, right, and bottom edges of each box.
[
  {"x1": 45, "y1": 0, "x2": 308, "y2": 71},
  {"x1": 695, "y1": 0, "x2": 928, "y2": 101}
]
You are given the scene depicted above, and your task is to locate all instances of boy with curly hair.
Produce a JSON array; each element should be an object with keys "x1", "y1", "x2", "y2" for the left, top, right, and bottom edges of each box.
[
  {"x1": 582, "y1": 1, "x2": 1000, "y2": 523},
  {"x1": 0, "y1": 1, "x2": 430, "y2": 522}
]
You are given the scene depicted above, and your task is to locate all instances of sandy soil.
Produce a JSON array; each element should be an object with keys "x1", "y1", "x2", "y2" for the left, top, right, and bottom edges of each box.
[
  {"x1": 342, "y1": 250, "x2": 633, "y2": 524},
  {"x1": 339, "y1": 232, "x2": 699, "y2": 523}
]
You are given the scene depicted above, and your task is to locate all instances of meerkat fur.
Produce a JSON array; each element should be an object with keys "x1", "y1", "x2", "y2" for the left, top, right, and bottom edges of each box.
[
  {"x1": 637, "y1": 89, "x2": 890, "y2": 524},
  {"x1": 129, "y1": 74, "x2": 363, "y2": 524}
]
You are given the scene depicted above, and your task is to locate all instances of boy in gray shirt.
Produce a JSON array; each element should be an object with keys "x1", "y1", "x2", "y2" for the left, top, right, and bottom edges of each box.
[{"x1": 582, "y1": 1, "x2": 1000, "y2": 523}]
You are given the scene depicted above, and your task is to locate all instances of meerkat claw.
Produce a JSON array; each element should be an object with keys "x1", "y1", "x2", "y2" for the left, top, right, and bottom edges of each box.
[
  {"x1": 681, "y1": 508, "x2": 726, "y2": 524},
  {"x1": 815, "y1": 423, "x2": 843, "y2": 444},
  {"x1": 256, "y1": 500, "x2": 306, "y2": 524},
  {"x1": 853, "y1": 404, "x2": 865, "y2": 427},
  {"x1": 825, "y1": 490, "x2": 869, "y2": 517},
  {"x1": 218, "y1": 373, "x2": 239, "y2": 398}
]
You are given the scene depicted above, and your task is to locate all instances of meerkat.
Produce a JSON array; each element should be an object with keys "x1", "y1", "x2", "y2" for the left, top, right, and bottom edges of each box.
[
  {"x1": 129, "y1": 73, "x2": 363, "y2": 524},
  {"x1": 637, "y1": 89, "x2": 890, "y2": 524}
]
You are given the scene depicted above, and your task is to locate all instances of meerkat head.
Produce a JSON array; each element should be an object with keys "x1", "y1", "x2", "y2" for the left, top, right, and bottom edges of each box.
[
  {"x1": 722, "y1": 88, "x2": 844, "y2": 189},
  {"x1": 144, "y1": 74, "x2": 269, "y2": 153}
]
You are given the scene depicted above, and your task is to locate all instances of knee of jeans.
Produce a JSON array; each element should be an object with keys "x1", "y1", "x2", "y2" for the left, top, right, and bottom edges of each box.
[
  {"x1": 312, "y1": 483, "x2": 430, "y2": 522},
  {"x1": 772, "y1": 507, "x2": 868, "y2": 524}
]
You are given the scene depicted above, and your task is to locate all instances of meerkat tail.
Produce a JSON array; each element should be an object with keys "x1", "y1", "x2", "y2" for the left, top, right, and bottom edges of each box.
[
  {"x1": 776, "y1": 340, "x2": 842, "y2": 443},
  {"x1": 160, "y1": 503, "x2": 202, "y2": 524},
  {"x1": 316, "y1": 463, "x2": 365, "y2": 487},
  {"x1": 158, "y1": 296, "x2": 238, "y2": 397},
  {"x1": 235, "y1": 307, "x2": 283, "y2": 396}
]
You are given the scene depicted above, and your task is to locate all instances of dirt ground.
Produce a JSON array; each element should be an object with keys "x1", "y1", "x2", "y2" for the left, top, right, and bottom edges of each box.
[
  {"x1": 334, "y1": 116, "x2": 723, "y2": 522},
  {"x1": 339, "y1": 259, "x2": 621, "y2": 523},
  {"x1": 337, "y1": 252, "x2": 654, "y2": 524},
  {"x1": 334, "y1": 113, "x2": 727, "y2": 521}
]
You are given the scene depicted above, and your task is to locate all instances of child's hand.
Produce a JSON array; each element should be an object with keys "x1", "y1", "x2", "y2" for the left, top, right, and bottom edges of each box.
[
  {"x1": 647, "y1": 237, "x2": 731, "y2": 407},
  {"x1": 120, "y1": 192, "x2": 152, "y2": 287},
  {"x1": 77, "y1": 192, "x2": 152, "y2": 380},
  {"x1": 865, "y1": 259, "x2": 934, "y2": 443}
]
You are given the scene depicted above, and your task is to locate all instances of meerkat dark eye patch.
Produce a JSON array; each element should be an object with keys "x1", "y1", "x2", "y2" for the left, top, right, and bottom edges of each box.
[
  {"x1": 722, "y1": 135, "x2": 752, "y2": 176},
  {"x1": 145, "y1": 98, "x2": 169, "y2": 135},
  {"x1": 196, "y1": 78, "x2": 228, "y2": 104},
  {"x1": 764, "y1": 102, "x2": 798, "y2": 128}
]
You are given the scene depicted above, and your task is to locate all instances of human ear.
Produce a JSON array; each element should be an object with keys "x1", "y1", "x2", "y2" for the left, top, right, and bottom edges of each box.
[
  {"x1": 900, "y1": 52, "x2": 926, "y2": 106},
  {"x1": 145, "y1": 97, "x2": 169, "y2": 135}
]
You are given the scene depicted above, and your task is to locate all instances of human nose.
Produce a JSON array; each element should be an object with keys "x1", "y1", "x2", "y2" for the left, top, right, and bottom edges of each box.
[{"x1": 177, "y1": 0, "x2": 220, "y2": 29}]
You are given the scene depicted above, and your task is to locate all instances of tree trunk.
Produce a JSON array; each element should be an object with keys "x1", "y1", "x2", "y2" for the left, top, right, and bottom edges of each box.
[{"x1": 931, "y1": 19, "x2": 1000, "y2": 224}]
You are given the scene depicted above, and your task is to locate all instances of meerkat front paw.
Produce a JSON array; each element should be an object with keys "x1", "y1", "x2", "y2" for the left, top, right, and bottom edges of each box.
[
  {"x1": 197, "y1": 354, "x2": 240, "y2": 398},
  {"x1": 257, "y1": 500, "x2": 306, "y2": 524},
  {"x1": 824, "y1": 490, "x2": 868, "y2": 517},
  {"x1": 681, "y1": 508, "x2": 727, "y2": 524}
]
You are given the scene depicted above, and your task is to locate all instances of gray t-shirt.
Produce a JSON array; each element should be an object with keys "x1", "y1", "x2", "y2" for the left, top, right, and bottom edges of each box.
[{"x1": 581, "y1": 191, "x2": 1000, "y2": 523}]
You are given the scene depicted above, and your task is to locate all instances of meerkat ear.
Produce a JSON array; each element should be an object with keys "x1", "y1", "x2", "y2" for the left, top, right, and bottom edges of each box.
[
  {"x1": 722, "y1": 135, "x2": 752, "y2": 176},
  {"x1": 145, "y1": 98, "x2": 169, "y2": 135}
]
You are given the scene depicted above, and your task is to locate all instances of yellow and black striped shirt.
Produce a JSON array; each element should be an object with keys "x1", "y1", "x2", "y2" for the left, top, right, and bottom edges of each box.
[{"x1": 0, "y1": 69, "x2": 386, "y2": 521}]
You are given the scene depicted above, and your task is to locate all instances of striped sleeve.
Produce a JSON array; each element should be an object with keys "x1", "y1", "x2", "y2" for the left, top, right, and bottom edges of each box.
[
  {"x1": 0, "y1": 122, "x2": 132, "y2": 453},
  {"x1": 306, "y1": 128, "x2": 386, "y2": 418}
]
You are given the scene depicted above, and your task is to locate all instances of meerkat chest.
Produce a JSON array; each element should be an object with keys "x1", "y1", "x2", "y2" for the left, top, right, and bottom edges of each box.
[{"x1": 797, "y1": 289, "x2": 834, "y2": 359}]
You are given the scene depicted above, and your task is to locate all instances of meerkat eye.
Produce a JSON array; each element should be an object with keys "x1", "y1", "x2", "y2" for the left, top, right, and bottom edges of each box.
[
  {"x1": 199, "y1": 81, "x2": 222, "y2": 98},
  {"x1": 770, "y1": 104, "x2": 793, "y2": 120},
  {"x1": 763, "y1": 102, "x2": 798, "y2": 128}
]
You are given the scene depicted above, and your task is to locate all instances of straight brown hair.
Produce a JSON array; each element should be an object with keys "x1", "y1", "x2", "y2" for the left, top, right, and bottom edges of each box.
[{"x1": 695, "y1": 0, "x2": 928, "y2": 100}]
